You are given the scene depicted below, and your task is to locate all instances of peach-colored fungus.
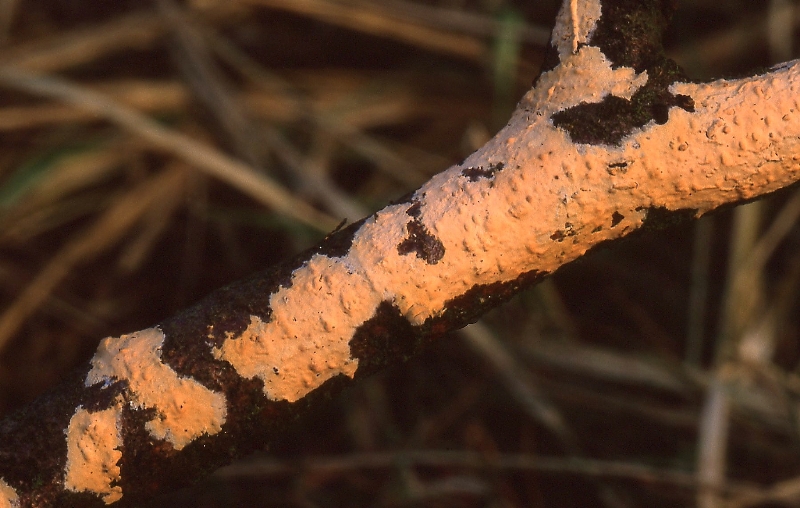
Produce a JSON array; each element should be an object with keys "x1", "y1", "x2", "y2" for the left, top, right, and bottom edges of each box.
[
  {"x1": 213, "y1": 0, "x2": 800, "y2": 406},
  {"x1": 555, "y1": 0, "x2": 601, "y2": 58},
  {"x1": 64, "y1": 407, "x2": 123, "y2": 504},
  {"x1": 85, "y1": 327, "x2": 226, "y2": 449},
  {"x1": 0, "y1": 478, "x2": 18, "y2": 508}
]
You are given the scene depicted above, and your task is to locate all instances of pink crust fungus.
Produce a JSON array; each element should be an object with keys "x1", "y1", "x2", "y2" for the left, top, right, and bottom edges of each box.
[
  {"x1": 85, "y1": 327, "x2": 227, "y2": 449},
  {"x1": 64, "y1": 407, "x2": 122, "y2": 504},
  {"x1": 0, "y1": 479, "x2": 18, "y2": 508},
  {"x1": 213, "y1": 0, "x2": 800, "y2": 404}
]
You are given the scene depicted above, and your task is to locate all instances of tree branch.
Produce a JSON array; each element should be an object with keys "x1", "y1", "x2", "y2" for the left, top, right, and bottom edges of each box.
[{"x1": 1, "y1": 0, "x2": 798, "y2": 506}]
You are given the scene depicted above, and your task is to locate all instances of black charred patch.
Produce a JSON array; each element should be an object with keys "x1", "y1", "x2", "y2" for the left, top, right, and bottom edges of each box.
[
  {"x1": 611, "y1": 211, "x2": 625, "y2": 227},
  {"x1": 551, "y1": 222, "x2": 576, "y2": 242},
  {"x1": 551, "y1": 66, "x2": 694, "y2": 146},
  {"x1": 53, "y1": 491, "x2": 103, "y2": 507},
  {"x1": 420, "y1": 270, "x2": 547, "y2": 338},
  {"x1": 81, "y1": 379, "x2": 127, "y2": 413},
  {"x1": 349, "y1": 301, "x2": 418, "y2": 376},
  {"x1": 462, "y1": 162, "x2": 505, "y2": 182},
  {"x1": 398, "y1": 222, "x2": 445, "y2": 264},
  {"x1": 0, "y1": 368, "x2": 90, "y2": 504},
  {"x1": 397, "y1": 202, "x2": 445, "y2": 265},
  {"x1": 588, "y1": 0, "x2": 678, "y2": 72},
  {"x1": 318, "y1": 217, "x2": 368, "y2": 259},
  {"x1": 607, "y1": 162, "x2": 629, "y2": 175},
  {"x1": 651, "y1": 102, "x2": 670, "y2": 124},
  {"x1": 638, "y1": 206, "x2": 698, "y2": 231},
  {"x1": 534, "y1": 43, "x2": 561, "y2": 86},
  {"x1": 116, "y1": 401, "x2": 226, "y2": 501}
]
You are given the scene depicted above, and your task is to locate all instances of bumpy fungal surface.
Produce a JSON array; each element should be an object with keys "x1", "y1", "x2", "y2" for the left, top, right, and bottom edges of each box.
[
  {"x1": 1, "y1": 0, "x2": 799, "y2": 504},
  {"x1": 0, "y1": 479, "x2": 18, "y2": 508},
  {"x1": 215, "y1": 0, "x2": 800, "y2": 405},
  {"x1": 216, "y1": 73, "x2": 798, "y2": 408},
  {"x1": 85, "y1": 327, "x2": 227, "y2": 449},
  {"x1": 64, "y1": 407, "x2": 122, "y2": 504},
  {"x1": 87, "y1": 0, "x2": 800, "y2": 475}
]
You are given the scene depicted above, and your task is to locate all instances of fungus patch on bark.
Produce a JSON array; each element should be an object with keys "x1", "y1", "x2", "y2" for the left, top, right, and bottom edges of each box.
[
  {"x1": 0, "y1": 479, "x2": 18, "y2": 508},
  {"x1": 211, "y1": 253, "x2": 369, "y2": 403},
  {"x1": 84, "y1": 328, "x2": 227, "y2": 450},
  {"x1": 64, "y1": 406, "x2": 123, "y2": 504},
  {"x1": 94, "y1": 0, "x2": 800, "y2": 477}
]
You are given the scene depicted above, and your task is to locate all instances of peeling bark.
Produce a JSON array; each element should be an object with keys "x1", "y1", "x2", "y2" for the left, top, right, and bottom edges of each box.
[{"x1": 1, "y1": 0, "x2": 799, "y2": 506}]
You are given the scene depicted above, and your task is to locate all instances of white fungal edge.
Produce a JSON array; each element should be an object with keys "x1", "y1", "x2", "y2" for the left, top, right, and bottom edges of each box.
[
  {"x1": 0, "y1": 478, "x2": 18, "y2": 508},
  {"x1": 64, "y1": 406, "x2": 123, "y2": 504},
  {"x1": 213, "y1": 0, "x2": 800, "y2": 407},
  {"x1": 65, "y1": 327, "x2": 229, "y2": 500}
]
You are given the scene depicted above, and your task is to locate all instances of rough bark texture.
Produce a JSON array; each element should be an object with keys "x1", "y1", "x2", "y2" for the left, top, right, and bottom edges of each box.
[{"x1": 1, "y1": 0, "x2": 799, "y2": 506}]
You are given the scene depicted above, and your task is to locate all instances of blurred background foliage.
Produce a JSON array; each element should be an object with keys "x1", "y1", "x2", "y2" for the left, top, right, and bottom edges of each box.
[{"x1": 0, "y1": 0, "x2": 799, "y2": 506}]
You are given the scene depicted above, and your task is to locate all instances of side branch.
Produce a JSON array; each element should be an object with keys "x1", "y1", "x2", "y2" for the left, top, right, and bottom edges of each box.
[{"x1": 1, "y1": 0, "x2": 799, "y2": 505}]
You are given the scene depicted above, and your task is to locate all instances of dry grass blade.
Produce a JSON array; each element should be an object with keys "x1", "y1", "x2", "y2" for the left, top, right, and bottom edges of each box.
[
  {"x1": 524, "y1": 340, "x2": 696, "y2": 394},
  {"x1": 0, "y1": 145, "x2": 128, "y2": 242},
  {"x1": 158, "y1": 0, "x2": 264, "y2": 166},
  {"x1": 205, "y1": 31, "x2": 432, "y2": 187},
  {"x1": 0, "y1": 80, "x2": 188, "y2": 131},
  {"x1": 262, "y1": 125, "x2": 369, "y2": 221},
  {"x1": 346, "y1": 0, "x2": 551, "y2": 45},
  {"x1": 686, "y1": 216, "x2": 714, "y2": 366},
  {"x1": 117, "y1": 165, "x2": 194, "y2": 272},
  {"x1": 0, "y1": 165, "x2": 190, "y2": 352},
  {"x1": 738, "y1": 189, "x2": 800, "y2": 293},
  {"x1": 461, "y1": 322, "x2": 579, "y2": 453},
  {"x1": 242, "y1": 0, "x2": 487, "y2": 60},
  {"x1": 727, "y1": 473, "x2": 800, "y2": 508},
  {"x1": 0, "y1": 66, "x2": 339, "y2": 232},
  {"x1": 0, "y1": 11, "x2": 165, "y2": 72},
  {"x1": 697, "y1": 375, "x2": 732, "y2": 508}
]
